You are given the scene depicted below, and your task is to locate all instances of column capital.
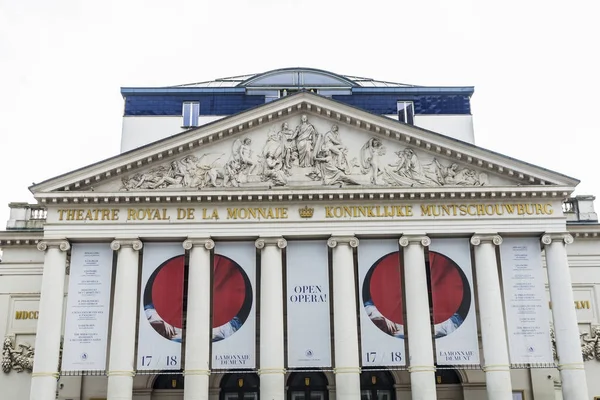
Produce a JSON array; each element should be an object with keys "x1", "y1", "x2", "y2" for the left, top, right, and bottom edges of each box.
[
  {"x1": 37, "y1": 239, "x2": 70, "y2": 252},
  {"x1": 255, "y1": 237, "x2": 287, "y2": 249},
  {"x1": 541, "y1": 233, "x2": 574, "y2": 246},
  {"x1": 110, "y1": 239, "x2": 143, "y2": 251},
  {"x1": 183, "y1": 238, "x2": 215, "y2": 250},
  {"x1": 470, "y1": 234, "x2": 503, "y2": 246},
  {"x1": 399, "y1": 235, "x2": 430, "y2": 247},
  {"x1": 327, "y1": 236, "x2": 359, "y2": 248}
]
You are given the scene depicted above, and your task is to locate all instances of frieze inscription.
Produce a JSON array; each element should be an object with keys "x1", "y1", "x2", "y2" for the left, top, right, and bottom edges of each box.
[{"x1": 54, "y1": 202, "x2": 556, "y2": 223}]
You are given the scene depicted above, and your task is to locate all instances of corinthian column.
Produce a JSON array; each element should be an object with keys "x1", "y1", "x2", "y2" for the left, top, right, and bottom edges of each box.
[
  {"x1": 542, "y1": 233, "x2": 589, "y2": 400},
  {"x1": 255, "y1": 237, "x2": 287, "y2": 400},
  {"x1": 30, "y1": 239, "x2": 70, "y2": 400},
  {"x1": 182, "y1": 238, "x2": 214, "y2": 400},
  {"x1": 106, "y1": 239, "x2": 143, "y2": 400},
  {"x1": 399, "y1": 235, "x2": 436, "y2": 400},
  {"x1": 327, "y1": 236, "x2": 360, "y2": 400},
  {"x1": 470, "y1": 234, "x2": 512, "y2": 400}
]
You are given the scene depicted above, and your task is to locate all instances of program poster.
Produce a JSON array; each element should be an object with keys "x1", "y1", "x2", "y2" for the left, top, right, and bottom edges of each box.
[
  {"x1": 286, "y1": 240, "x2": 331, "y2": 367},
  {"x1": 137, "y1": 243, "x2": 184, "y2": 371},
  {"x1": 358, "y1": 239, "x2": 406, "y2": 366},
  {"x1": 500, "y1": 237, "x2": 553, "y2": 364},
  {"x1": 62, "y1": 244, "x2": 113, "y2": 372},
  {"x1": 429, "y1": 239, "x2": 480, "y2": 365},
  {"x1": 212, "y1": 242, "x2": 256, "y2": 369}
]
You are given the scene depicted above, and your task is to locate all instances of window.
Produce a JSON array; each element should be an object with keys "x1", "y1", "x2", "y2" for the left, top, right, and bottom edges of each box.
[
  {"x1": 182, "y1": 101, "x2": 200, "y2": 127},
  {"x1": 397, "y1": 101, "x2": 414, "y2": 125}
]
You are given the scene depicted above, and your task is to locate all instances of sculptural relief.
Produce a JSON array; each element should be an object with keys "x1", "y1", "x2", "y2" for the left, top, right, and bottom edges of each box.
[
  {"x1": 2, "y1": 336, "x2": 34, "y2": 373},
  {"x1": 118, "y1": 115, "x2": 495, "y2": 191}
]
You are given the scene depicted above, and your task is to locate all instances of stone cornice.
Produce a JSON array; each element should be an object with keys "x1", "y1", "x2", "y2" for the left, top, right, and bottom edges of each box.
[
  {"x1": 327, "y1": 236, "x2": 359, "y2": 248},
  {"x1": 37, "y1": 239, "x2": 70, "y2": 252},
  {"x1": 110, "y1": 239, "x2": 143, "y2": 251},
  {"x1": 30, "y1": 93, "x2": 578, "y2": 196},
  {"x1": 255, "y1": 237, "x2": 287, "y2": 249},
  {"x1": 183, "y1": 238, "x2": 215, "y2": 250},
  {"x1": 567, "y1": 224, "x2": 600, "y2": 240},
  {"x1": 470, "y1": 234, "x2": 503, "y2": 246},
  {"x1": 34, "y1": 185, "x2": 573, "y2": 206},
  {"x1": 399, "y1": 235, "x2": 430, "y2": 247},
  {"x1": 0, "y1": 232, "x2": 43, "y2": 247}
]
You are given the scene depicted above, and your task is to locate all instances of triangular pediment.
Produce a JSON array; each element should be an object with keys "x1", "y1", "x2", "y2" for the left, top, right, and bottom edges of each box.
[{"x1": 30, "y1": 92, "x2": 579, "y2": 202}]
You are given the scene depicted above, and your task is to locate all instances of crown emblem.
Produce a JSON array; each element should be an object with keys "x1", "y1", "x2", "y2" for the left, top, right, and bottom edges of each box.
[{"x1": 298, "y1": 206, "x2": 314, "y2": 219}]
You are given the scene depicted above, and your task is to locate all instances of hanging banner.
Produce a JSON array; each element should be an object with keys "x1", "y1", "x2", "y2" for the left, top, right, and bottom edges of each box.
[
  {"x1": 137, "y1": 243, "x2": 184, "y2": 371},
  {"x1": 358, "y1": 239, "x2": 406, "y2": 366},
  {"x1": 286, "y1": 240, "x2": 331, "y2": 367},
  {"x1": 429, "y1": 239, "x2": 480, "y2": 365},
  {"x1": 212, "y1": 242, "x2": 256, "y2": 369},
  {"x1": 62, "y1": 244, "x2": 113, "y2": 372},
  {"x1": 500, "y1": 237, "x2": 553, "y2": 364}
]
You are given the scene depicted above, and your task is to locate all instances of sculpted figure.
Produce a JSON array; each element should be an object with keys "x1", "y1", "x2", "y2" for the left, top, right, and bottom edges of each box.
[
  {"x1": 230, "y1": 138, "x2": 257, "y2": 176},
  {"x1": 260, "y1": 129, "x2": 287, "y2": 186},
  {"x1": 294, "y1": 114, "x2": 318, "y2": 168},
  {"x1": 360, "y1": 138, "x2": 386, "y2": 184},
  {"x1": 279, "y1": 122, "x2": 298, "y2": 171},
  {"x1": 314, "y1": 149, "x2": 358, "y2": 186},
  {"x1": 384, "y1": 148, "x2": 432, "y2": 186},
  {"x1": 321, "y1": 124, "x2": 350, "y2": 174},
  {"x1": 149, "y1": 161, "x2": 185, "y2": 188}
]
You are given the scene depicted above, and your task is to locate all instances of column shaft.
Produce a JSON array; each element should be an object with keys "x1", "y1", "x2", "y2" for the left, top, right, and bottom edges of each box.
[
  {"x1": 400, "y1": 236, "x2": 436, "y2": 400},
  {"x1": 471, "y1": 235, "x2": 512, "y2": 400},
  {"x1": 183, "y1": 239, "x2": 214, "y2": 400},
  {"x1": 543, "y1": 234, "x2": 589, "y2": 400},
  {"x1": 256, "y1": 238, "x2": 287, "y2": 400},
  {"x1": 328, "y1": 237, "x2": 360, "y2": 400},
  {"x1": 30, "y1": 240, "x2": 70, "y2": 400},
  {"x1": 107, "y1": 240, "x2": 142, "y2": 400}
]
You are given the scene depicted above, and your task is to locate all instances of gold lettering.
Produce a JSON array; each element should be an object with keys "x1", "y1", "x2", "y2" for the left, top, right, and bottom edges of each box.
[
  {"x1": 544, "y1": 204, "x2": 553, "y2": 215},
  {"x1": 101, "y1": 209, "x2": 110, "y2": 220},
  {"x1": 111, "y1": 209, "x2": 119, "y2": 220},
  {"x1": 325, "y1": 207, "x2": 333, "y2": 218},
  {"x1": 58, "y1": 209, "x2": 65, "y2": 220},
  {"x1": 177, "y1": 208, "x2": 187, "y2": 220},
  {"x1": 421, "y1": 205, "x2": 433, "y2": 216},
  {"x1": 227, "y1": 208, "x2": 237, "y2": 219},
  {"x1": 127, "y1": 209, "x2": 136, "y2": 220}
]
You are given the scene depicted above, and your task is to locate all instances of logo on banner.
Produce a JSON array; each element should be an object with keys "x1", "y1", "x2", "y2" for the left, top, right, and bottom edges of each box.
[
  {"x1": 212, "y1": 254, "x2": 253, "y2": 342},
  {"x1": 362, "y1": 251, "x2": 470, "y2": 339}
]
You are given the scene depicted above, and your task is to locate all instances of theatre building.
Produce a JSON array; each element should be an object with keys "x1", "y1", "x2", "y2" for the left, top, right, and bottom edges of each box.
[{"x1": 2, "y1": 68, "x2": 600, "y2": 400}]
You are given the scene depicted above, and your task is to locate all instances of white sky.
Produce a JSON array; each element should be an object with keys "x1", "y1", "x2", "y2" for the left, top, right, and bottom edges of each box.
[{"x1": 1, "y1": 0, "x2": 598, "y2": 227}]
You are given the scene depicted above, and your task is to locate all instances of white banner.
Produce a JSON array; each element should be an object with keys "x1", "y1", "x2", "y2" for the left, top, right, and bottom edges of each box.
[
  {"x1": 137, "y1": 243, "x2": 184, "y2": 371},
  {"x1": 429, "y1": 239, "x2": 480, "y2": 365},
  {"x1": 358, "y1": 239, "x2": 406, "y2": 366},
  {"x1": 286, "y1": 241, "x2": 331, "y2": 367},
  {"x1": 500, "y1": 237, "x2": 554, "y2": 364},
  {"x1": 212, "y1": 242, "x2": 256, "y2": 369},
  {"x1": 62, "y1": 244, "x2": 113, "y2": 372}
]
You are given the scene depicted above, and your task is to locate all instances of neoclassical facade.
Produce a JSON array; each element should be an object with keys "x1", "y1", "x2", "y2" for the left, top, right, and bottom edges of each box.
[{"x1": 1, "y1": 69, "x2": 600, "y2": 400}]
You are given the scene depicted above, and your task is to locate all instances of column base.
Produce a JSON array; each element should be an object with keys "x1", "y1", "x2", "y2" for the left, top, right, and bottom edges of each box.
[
  {"x1": 334, "y1": 371, "x2": 360, "y2": 400},
  {"x1": 409, "y1": 370, "x2": 437, "y2": 400},
  {"x1": 107, "y1": 374, "x2": 135, "y2": 400},
  {"x1": 184, "y1": 372, "x2": 210, "y2": 400},
  {"x1": 259, "y1": 372, "x2": 285, "y2": 400},
  {"x1": 483, "y1": 369, "x2": 512, "y2": 400},
  {"x1": 560, "y1": 368, "x2": 590, "y2": 399},
  {"x1": 30, "y1": 374, "x2": 58, "y2": 400}
]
